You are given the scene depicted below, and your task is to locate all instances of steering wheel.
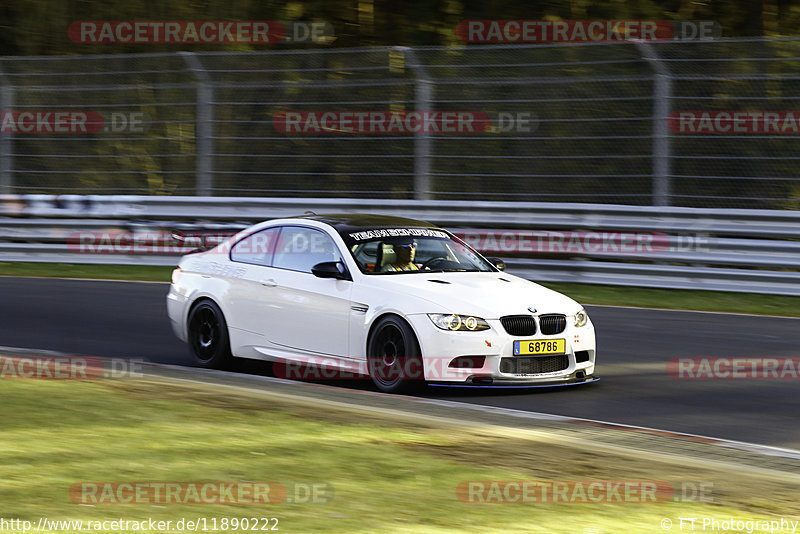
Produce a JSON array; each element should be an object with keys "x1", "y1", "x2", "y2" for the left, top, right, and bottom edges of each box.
[{"x1": 421, "y1": 257, "x2": 448, "y2": 270}]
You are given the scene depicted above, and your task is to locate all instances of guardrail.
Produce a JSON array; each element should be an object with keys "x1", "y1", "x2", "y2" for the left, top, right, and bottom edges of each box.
[{"x1": 1, "y1": 194, "x2": 799, "y2": 296}]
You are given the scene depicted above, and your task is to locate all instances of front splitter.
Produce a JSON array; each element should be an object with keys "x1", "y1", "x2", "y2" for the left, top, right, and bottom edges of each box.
[{"x1": 426, "y1": 376, "x2": 600, "y2": 389}]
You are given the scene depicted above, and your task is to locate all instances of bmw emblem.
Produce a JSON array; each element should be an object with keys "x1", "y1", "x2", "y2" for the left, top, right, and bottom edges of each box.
[{"x1": 527, "y1": 306, "x2": 537, "y2": 313}]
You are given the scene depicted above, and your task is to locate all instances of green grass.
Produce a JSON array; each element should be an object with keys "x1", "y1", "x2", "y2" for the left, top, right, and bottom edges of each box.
[
  {"x1": 0, "y1": 377, "x2": 798, "y2": 533},
  {"x1": 0, "y1": 262, "x2": 173, "y2": 281},
  {"x1": 539, "y1": 282, "x2": 800, "y2": 317},
  {"x1": 1, "y1": 262, "x2": 799, "y2": 317}
]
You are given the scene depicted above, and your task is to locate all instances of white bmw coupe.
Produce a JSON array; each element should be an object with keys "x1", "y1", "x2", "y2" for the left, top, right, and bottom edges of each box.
[{"x1": 167, "y1": 214, "x2": 597, "y2": 392}]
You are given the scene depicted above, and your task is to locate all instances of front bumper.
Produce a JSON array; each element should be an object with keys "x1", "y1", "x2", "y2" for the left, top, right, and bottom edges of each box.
[{"x1": 406, "y1": 314, "x2": 597, "y2": 385}]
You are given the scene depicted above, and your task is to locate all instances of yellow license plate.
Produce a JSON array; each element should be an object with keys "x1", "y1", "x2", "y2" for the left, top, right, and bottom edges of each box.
[{"x1": 513, "y1": 339, "x2": 566, "y2": 356}]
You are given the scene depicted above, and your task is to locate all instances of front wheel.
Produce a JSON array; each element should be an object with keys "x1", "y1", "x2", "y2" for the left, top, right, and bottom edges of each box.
[
  {"x1": 187, "y1": 300, "x2": 232, "y2": 369},
  {"x1": 367, "y1": 316, "x2": 423, "y2": 393}
]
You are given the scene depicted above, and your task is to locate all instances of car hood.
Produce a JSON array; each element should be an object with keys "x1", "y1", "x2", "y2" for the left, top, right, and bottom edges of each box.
[{"x1": 363, "y1": 271, "x2": 582, "y2": 318}]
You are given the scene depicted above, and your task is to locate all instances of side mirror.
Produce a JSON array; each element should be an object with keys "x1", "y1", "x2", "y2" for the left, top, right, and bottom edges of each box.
[
  {"x1": 487, "y1": 257, "x2": 506, "y2": 271},
  {"x1": 311, "y1": 261, "x2": 351, "y2": 280}
]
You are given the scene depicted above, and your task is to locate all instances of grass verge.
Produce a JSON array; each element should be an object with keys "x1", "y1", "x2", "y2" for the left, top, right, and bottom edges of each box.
[
  {"x1": 2, "y1": 261, "x2": 800, "y2": 317},
  {"x1": 539, "y1": 282, "x2": 800, "y2": 317},
  {"x1": 0, "y1": 262, "x2": 173, "y2": 281},
  {"x1": 1, "y1": 376, "x2": 799, "y2": 533}
]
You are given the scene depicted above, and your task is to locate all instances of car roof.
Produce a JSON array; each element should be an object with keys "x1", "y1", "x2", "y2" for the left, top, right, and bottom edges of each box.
[{"x1": 292, "y1": 213, "x2": 443, "y2": 234}]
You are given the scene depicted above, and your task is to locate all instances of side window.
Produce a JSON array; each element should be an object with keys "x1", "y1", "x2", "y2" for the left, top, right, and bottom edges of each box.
[
  {"x1": 351, "y1": 241, "x2": 379, "y2": 272},
  {"x1": 273, "y1": 227, "x2": 340, "y2": 273},
  {"x1": 230, "y1": 228, "x2": 281, "y2": 266}
]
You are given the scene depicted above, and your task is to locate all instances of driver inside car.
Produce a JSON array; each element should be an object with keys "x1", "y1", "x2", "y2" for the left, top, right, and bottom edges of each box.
[{"x1": 382, "y1": 239, "x2": 420, "y2": 272}]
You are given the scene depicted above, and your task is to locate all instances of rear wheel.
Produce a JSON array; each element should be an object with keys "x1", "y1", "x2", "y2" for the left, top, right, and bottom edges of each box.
[
  {"x1": 187, "y1": 300, "x2": 232, "y2": 369},
  {"x1": 367, "y1": 316, "x2": 423, "y2": 393}
]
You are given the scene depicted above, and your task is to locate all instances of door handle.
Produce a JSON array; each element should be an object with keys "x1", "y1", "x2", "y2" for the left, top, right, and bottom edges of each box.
[{"x1": 259, "y1": 279, "x2": 277, "y2": 287}]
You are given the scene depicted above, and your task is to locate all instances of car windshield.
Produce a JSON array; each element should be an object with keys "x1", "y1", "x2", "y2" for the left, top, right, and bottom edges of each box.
[{"x1": 342, "y1": 227, "x2": 496, "y2": 274}]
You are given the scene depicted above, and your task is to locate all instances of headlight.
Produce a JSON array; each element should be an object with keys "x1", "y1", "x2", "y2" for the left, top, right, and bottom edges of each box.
[
  {"x1": 428, "y1": 314, "x2": 490, "y2": 331},
  {"x1": 574, "y1": 309, "x2": 588, "y2": 327}
]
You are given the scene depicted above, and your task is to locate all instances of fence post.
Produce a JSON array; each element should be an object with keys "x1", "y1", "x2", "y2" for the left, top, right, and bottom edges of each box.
[
  {"x1": 180, "y1": 52, "x2": 214, "y2": 196},
  {"x1": 0, "y1": 64, "x2": 13, "y2": 194},
  {"x1": 634, "y1": 41, "x2": 672, "y2": 207},
  {"x1": 398, "y1": 47, "x2": 433, "y2": 201}
]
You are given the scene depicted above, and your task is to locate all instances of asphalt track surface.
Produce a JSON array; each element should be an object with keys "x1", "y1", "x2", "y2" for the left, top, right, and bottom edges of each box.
[{"x1": 2, "y1": 276, "x2": 800, "y2": 449}]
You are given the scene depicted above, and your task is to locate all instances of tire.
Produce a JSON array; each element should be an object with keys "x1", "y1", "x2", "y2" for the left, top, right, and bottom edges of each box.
[
  {"x1": 367, "y1": 316, "x2": 423, "y2": 393},
  {"x1": 187, "y1": 299, "x2": 232, "y2": 369}
]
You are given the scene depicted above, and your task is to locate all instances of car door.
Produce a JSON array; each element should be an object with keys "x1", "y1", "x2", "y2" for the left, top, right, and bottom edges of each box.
[
  {"x1": 224, "y1": 226, "x2": 284, "y2": 351},
  {"x1": 265, "y1": 226, "x2": 353, "y2": 358}
]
